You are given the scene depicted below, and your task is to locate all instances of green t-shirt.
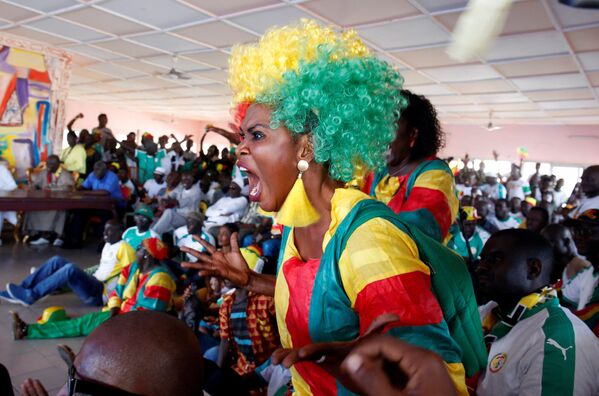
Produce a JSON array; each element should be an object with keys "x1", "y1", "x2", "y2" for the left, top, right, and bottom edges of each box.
[
  {"x1": 122, "y1": 227, "x2": 159, "y2": 250},
  {"x1": 135, "y1": 149, "x2": 166, "y2": 184}
]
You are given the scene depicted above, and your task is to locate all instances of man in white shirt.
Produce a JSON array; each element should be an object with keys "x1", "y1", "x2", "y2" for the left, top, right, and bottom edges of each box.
[
  {"x1": 475, "y1": 229, "x2": 599, "y2": 396},
  {"x1": 174, "y1": 212, "x2": 215, "y2": 263},
  {"x1": 204, "y1": 181, "x2": 248, "y2": 230},
  {"x1": 1, "y1": 221, "x2": 134, "y2": 307},
  {"x1": 143, "y1": 167, "x2": 166, "y2": 199},
  {"x1": 506, "y1": 165, "x2": 531, "y2": 201},
  {"x1": 165, "y1": 143, "x2": 186, "y2": 175},
  {"x1": 488, "y1": 199, "x2": 522, "y2": 231},
  {"x1": 152, "y1": 171, "x2": 205, "y2": 235},
  {"x1": 570, "y1": 165, "x2": 599, "y2": 218},
  {"x1": 0, "y1": 159, "x2": 17, "y2": 246}
]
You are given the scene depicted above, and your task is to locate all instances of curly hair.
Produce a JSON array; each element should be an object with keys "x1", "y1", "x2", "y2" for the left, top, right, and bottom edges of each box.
[
  {"x1": 228, "y1": 19, "x2": 407, "y2": 182},
  {"x1": 399, "y1": 90, "x2": 445, "y2": 160}
]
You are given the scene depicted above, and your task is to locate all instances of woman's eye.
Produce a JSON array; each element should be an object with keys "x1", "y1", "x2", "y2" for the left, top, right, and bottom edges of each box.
[{"x1": 251, "y1": 131, "x2": 265, "y2": 141}]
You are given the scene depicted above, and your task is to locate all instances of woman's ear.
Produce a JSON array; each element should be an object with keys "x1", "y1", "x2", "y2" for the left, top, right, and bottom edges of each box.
[{"x1": 296, "y1": 134, "x2": 315, "y2": 163}]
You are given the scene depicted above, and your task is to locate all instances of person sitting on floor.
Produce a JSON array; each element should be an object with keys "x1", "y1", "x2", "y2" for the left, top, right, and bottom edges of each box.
[
  {"x1": 152, "y1": 171, "x2": 204, "y2": 235},
  {"x1": 25, "y1": 155, "x2": 74, "y2": 247},
  {"x1": 0, "y1": 220, "x2": 134, "y2": 307},
  {"x1": 475, "y1": 229, "x2": 599, "y2": 396},
  {"x1": 11, "y1": 238, "x2": 175, "y2": 340},
  {"x1": 122, "y1": 205, "x2": 159, "y2": 250},
  {"x1": 541, "y1": 224, "x2": 593, "y2": 309}
]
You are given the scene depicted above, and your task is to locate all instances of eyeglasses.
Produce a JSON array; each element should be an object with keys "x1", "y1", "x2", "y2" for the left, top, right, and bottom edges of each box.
[{"x1": 68, "y1": 365, "x2": 141, "y2": 396}]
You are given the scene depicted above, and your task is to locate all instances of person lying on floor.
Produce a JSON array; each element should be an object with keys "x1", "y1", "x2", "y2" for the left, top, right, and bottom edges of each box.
[
  {"x1": 1, "y1": 220, "x2": 134, "y2": 307},
  {"x1": 11, "y1": 238, "x2": 175, "y2": 340}
]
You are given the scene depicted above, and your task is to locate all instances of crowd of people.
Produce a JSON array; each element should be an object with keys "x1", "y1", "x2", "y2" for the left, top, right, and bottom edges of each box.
[{"x1": 0, "y1": 19, "x2": 598, "y2": 396}]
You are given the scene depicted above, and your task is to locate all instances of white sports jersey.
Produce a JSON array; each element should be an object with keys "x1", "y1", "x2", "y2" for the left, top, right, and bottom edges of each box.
[
  {"x1": 477, "y1": 295, "x2": 599, "y2": 396},
  {"x1": 174, "y1": 225, "x2": 215, "y2": 263}
]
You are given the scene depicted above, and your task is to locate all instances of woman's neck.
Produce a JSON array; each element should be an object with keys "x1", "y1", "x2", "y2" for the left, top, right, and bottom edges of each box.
[{"x1": 388, "y1": 156, "x2": 423, "y2": 177}]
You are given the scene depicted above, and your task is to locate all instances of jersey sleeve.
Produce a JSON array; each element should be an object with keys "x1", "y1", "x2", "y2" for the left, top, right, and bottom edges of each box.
[{"x1": 107, "y1": 264, "x2": 132, "y2": 310}]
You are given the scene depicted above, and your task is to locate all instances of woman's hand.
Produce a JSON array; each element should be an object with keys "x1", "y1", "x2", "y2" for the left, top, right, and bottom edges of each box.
[{"x1": 181, "y1": 232, "x2": 252, "y2": 287}]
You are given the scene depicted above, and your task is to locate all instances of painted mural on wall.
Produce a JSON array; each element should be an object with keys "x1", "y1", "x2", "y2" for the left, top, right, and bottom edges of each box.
[{"x1": 0, "y1": 37, "x2": 71, "y2": 179}]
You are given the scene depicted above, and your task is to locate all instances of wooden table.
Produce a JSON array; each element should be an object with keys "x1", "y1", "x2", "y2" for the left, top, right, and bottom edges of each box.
[{"x1": 0, "y1": 189, "x2": 115, "y2": 211}]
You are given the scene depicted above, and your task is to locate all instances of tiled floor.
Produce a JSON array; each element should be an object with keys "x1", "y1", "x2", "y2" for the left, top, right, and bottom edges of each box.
[{"x1": 0, "y1": 239, "x2": 99, "y2": 395}]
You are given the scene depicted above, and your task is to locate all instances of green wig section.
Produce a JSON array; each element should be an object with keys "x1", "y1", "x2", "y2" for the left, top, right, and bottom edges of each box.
[{"x1": 256, "y1": 45, "x2": 408, "y2": 182}]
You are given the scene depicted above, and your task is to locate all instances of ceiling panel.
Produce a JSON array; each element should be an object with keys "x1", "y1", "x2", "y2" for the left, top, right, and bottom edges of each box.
[
  {"x1": 447, "y1": 79, "x2": 515, "y2": 94},
  {"x1": 537, "y1": 100, "x2": 599, "y2": 110},
  {"x1": 8, "y1": 0, "x2": 78, "y2": 13},
  {"x1": 526, "y1": 88, "x2": 595, "y2": 101},
  {"x1": 65, "y1": 44, "x2": 124, "y2": 61},
  {"x1": 128, "y1": 33, "x2": 206, "y2": 53},
  {"x1": 484, "y1": 31, "x2": 569, "y2": 61},
  {"x1": 435, "y1": 0, "x2": 554, "y2": 36},
  {"x1": 511, "y1": 73, "x2": 588, "y2": 91},
  {"x1": 26, "y1": 17, "x2": 110, "y2": 42},
  {"x1": 493, "y1": 56, "x2": 579, "y2": 78},
  {"x1": 229, "y1": 6, "x2": 315, "y2": 34},
  {"x1": 58, "y1": 8, "x2": 151, "y2": 36},
  {"x1": 182, "y1": 51, "x2": 230, "y2": 68},
  {"x1": 97, "y1": 0, "x2": 210, "y2": 29},
  {"x1": 182, "y1": 0, "x2": 280, "y2": 16},
  {"x1": 142, "y1": 55, "x2": 210, "y2": 72},
  {"x1": 578, "y1": 51, "x2": 599, "y2": 72},
  {"x1": 1, "y1": 26, "x2": 76, "y2": 45},
  {"x1": 410, "y1": 84, "x2": 455, "y2": 96},
  {"x1": 422, "y1": 64, "x2": 502, "y2": 82},
  {"x1": 588, "y1": 71, "x2": 599, "y2": 87},
  {"x1": 466, "y1": 93, "x2": 529, "y2": 104},
  {"x1": 93, "y1": 39, "x2": 164, "y2": 58},
  {"x1": 565, "y1": 27, "x2": 599, "y2": 52},
  {"x1": 399, "y1": 70, "x2": 435, "y2": 86},
  {"x1": 0, "y1": 2, "x2": 41, "y2": 23},
  {"x1": 172, "y1": 21, "x2": 258, "y2": 47},
  {"x1": 391, "y1": 46, "x2": 464, "y2": 68},
  {"x1": 113, "y1": 60, "x2": 169, "y2": 75},
  {"x1": 358, "y1": 17, "x2": 449, "y2": 50},
  {"x1": 415, "y1": 0, "x2": 467, "y2": 12},
  {"x1": 86, "y1": 62, "x2": 147, "y2": 79},
  {"x1": 301, "y1": 0, "x2": 421, "y2": 27}
]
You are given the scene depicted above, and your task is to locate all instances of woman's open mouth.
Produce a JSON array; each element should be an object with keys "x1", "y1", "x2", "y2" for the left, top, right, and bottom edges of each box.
[{"x1": 239, "y1": 165, "x2": 261, "y2": 202}]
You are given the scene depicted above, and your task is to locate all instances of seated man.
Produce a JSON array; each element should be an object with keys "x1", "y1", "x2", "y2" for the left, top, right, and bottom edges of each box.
[
  {"x1": 174, "y1": 211, "x2": 215, "y2": 263},
  {"x1": 447, "y1": 206, "x2": 489, "y2": 261},
  {"x1": 152, "y1": 171, "x2": 204, "y2": 235},
  {"x1": 80, "y1": 160, "x2": 123, "y2": 202},
  {"x1": 204, "y1": 180, "x2": 248, "y2": 230},
  {"x1": 204, "y1": 282, "x2": 280, "y2": 396},
  {"x1": 1, "y1": 220, "x2": 134, "y2": 307},
  {"x1": 475, "y1": 229, "x2": 599, "y2": 395},
  {"x1": 122, "y1": 205, "x2": 159, "y2": 250},
  {"x1": 11, "y1": 238, "x2": 175, "y2": 339},
  {"x1": 488, "y1": 198, "x2": 522, "y2": 231},
  {"x1": 143, "y1": 167, "x2": 166, "y2": 200},
  {"x1": 525, "y1": 206, "x2": 550, "y2": 233},
  {"x1": 541, "y1": 224, "x2": 593, "y2": 310},
  {"x1": 41, "y1": 311, "x2": 201, "y2": 396},
  {"x1": 25, "y1": 155, "x2": 74, "y2": 246}
]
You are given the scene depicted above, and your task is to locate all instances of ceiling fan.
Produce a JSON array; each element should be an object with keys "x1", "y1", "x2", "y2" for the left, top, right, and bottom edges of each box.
[
  {"x1": 154, "y1": 56, "x2": 191, "y2": 80},
  {"x1": 485, "y1": 110, "x2": 502, "y2": 132}
]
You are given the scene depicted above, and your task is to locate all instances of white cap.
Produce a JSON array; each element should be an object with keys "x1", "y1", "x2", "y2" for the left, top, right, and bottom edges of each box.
[
  {"x1": 232, "y1": 165, "x2": 249, "y2": 196},
  {"x1": 154, "y1": 167, "x2": 166, "y2": 175}
]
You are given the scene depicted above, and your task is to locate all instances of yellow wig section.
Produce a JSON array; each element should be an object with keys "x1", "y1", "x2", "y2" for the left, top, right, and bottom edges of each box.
[{"x1": 228, "y1": 19, "x2": 370, "y2": 104}]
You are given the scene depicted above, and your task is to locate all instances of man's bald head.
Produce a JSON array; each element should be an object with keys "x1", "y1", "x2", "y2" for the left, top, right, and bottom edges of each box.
[
  {"x1": 69, "y1": 311, "x2": 203, "y2": 396},
  {"x1": 581, "y1": 165, "x2": 599, "y2": 198}
]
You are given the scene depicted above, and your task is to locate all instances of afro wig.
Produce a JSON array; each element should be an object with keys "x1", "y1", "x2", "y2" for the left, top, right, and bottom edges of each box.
[{"x1": 228, "y1": 19, "x2": 407, "y2": 182}]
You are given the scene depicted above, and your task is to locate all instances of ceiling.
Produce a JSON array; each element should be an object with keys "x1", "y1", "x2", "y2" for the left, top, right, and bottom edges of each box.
[{"x1": 1, "y1": 0, "x2": 599, "y2": 125}]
